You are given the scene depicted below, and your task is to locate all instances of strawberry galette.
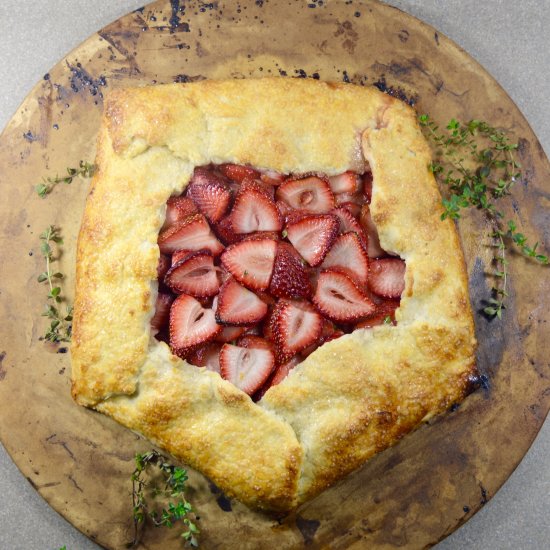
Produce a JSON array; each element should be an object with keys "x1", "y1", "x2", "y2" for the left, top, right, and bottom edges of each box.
[{"x1": 71, "y1": 78, "x2": 477, "y2": 511}]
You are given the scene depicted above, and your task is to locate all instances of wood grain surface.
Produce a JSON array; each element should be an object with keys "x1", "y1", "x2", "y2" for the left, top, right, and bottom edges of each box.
[{"x1": 0, "y1": 1, "x2": 548, "y2": 548}]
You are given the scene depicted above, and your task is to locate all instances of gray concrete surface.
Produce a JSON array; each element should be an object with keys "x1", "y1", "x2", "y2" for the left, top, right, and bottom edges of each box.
[{"x1": 0, "y1": 1, "x2": 548, "y2": 549}]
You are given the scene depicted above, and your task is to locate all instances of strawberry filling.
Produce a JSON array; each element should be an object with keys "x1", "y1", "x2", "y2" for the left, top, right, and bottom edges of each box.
[{"x1": 154, "y1": 164, "x2": 406, "y2": 399}]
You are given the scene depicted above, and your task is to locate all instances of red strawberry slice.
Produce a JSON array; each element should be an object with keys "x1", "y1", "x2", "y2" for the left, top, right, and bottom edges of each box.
[
  {"x1": 215, "y1": 325, "x2": 248, "y2": 343},
  {"x1": 158, "y1": 214, "x2": 224, "y2": 256},
  {"x1": 230, "y1": 181, "x2": 282, "y2": 233},
  {"x1": 359, "y1": 204, "x2": 384, "y2": 258},
  {"x1": 260, "y1": 169, "x2": 285, "y2": 186},
  {"x1": 162, "y1": 196, "x2": 198, "y2": 230},
  {"x1": 271, "y1": 300, "x2": 323, "y2": 362},
  {"x1": 164, "y1": 250, "x2": 220, "y2": 297},
  {"x1": 331, "y1": 207, "x2": 367, "y2": 245},
  {"x1": 220, "y1": 343, "x2": 275, "y2": 395},
  {"x1": 237, "y1": 334, "x2": 274, "y2": 351},
  {"x1": 213, "y1": 215, "x2": 241, "y2": 245},
  {"x1": 241, "y1": 177, "x2": 276, "y2": 200},
  {"x1": 334, "y1": 191, "x2": 366, "y2": 208},
  {"x1": 157, "y1": 254, "x2": 171, "y2": 281},
  {"x1": 276, "y1": 176, "x2": 335, "y2": 213},
  {"x1": 187, "y1": 342, "x2": 223, "y2": 373},
  {"x1": 339, "y1": 201, "x2": 361, "y2": 218},
  {"x1": 355, "y1": 299, "x2": 400, "y2": 329},
  {"x1": 321, "y1": 232, "x2": 369, "y2": 286},
  {"x1": 221, "y1": 238, "x2": 277, "y2": 291},
  {"x1": 171, "y1": 249, "x2": 193, "y2": 265},
  {"x1": 285, "y1": 214, "x2": 339, "y2": 267},
  {"x1": 169, "y1": 294, "x2": 221, "y2": 357},
  {"x1": 313, "y1": 270, "x2": 376, "y2": 323},
  {"x1": 328, "y1": 171, "x2": 360, "y2": 194},
  {"x1": 219, "y1": 163, "x2": 260, "y2": 183},
  {"x1": 269, "y1": 242, "x2": 312, "y2": 300},
  {"x1": 150, "y1": 292, "x2": 174, "y2": 335},
  {"x1": 216, "y1": 277, "x2": 268, "y2": 325},
  {"x1": 368, "y1": 259, "x2": 406, "y2": 298},
  {"x1": 362, "y1": 171, "x2": 373, "y2": 203},
  {"x1": 186, "y1": 175, "x2": 232, "y2": 224}
]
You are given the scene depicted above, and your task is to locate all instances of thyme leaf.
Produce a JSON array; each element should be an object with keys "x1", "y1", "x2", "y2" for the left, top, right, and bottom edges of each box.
[
  {"x1": 419, "y1": 114, "x2": 548, "y2": 318},
  {"x1": 35, "y1": 160, "x2": 95, "y2": 198},
  {"x1": 129, "y1": 450, "x2": 199, "y2": 547},
  {"x1": 38, "y1": 226, "x2": 72, "y2": 342}
]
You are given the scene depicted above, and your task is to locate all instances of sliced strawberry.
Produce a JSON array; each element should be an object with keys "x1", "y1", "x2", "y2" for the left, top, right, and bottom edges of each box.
[
  {"x1": 219, "y1": 163, "x2": 260, "y2": 183},
  {"x1": 213, "y1": 215, "x2": 241, "y2": 245},
  {"x1": 359, "y1": 204, "x2": 384, "y2": 258},
  {"x1": 368, "y1": 259, "x2": 406, "y2": 298},
  {"x1": 271, "y1": 300, "x2": 323, "y2": 363},
  {"x1": 150, "y1": 292, "x2": 174, "y2": 334},
  {"x1": 328, "y1": 171, "x2": 360, "y2": 194},
  {"x1": 340, "y1": 201, "x2": 361, "y2": 218},
  {"x1": 169, "y1": 294, "x2": 221, "y2": 357},
  {"x1": 241, "y1": 177, "x2": 276, "y2": 200},
  {"x1": 269, "y1": 242, "x2": 312, "y2": 300},
  {"x1": 313, "y1": 270, "x2": 376, "y2": 323},
  {"x1": 331, "y1": 207, "x2": 366, "y2": 243},
  {"x1": 164, "y1": 250, "x2": 220, "y2": 297},
  {"x1": 162, "y1": 196, "x2": 198, "y2": 230},
  {"x1": 334, "y1": 191, "x2": 366, "y2": 208},
  {"x1": 220, "y1": 343, "x2": 275, "y2": 395},
  {"x1": 362, "y1": 171, "x2": 373, "y2": 203},
  {"x1": 276, "y1": 199, "x2": 293, "y2": 220},
  {"x1": 229, "y1": 180, "x2": 282, "y2": 234},
  {"x1": 239, "y1": 231, "x2": 280, "y2": 243},
  {"x1": 285, "y1": 214, "x2": 339, "y2": 267},
  {"x1": 216, "y1": 277, "x2": 268, "y2": 326},
  {"x1": 186, "y1": 175, "x2": 232, "y2": 224},
  {"x1": 355, "y1": 299, "x2": 400, "y2": 329},
  {"x1": 187, "y1": 342, "x2": 223, "y2": 373},
  {"x1": 260, "y1": 169, "x2": 285, "y2": 186},
  {"x1": 158, "y1": 214, "x2": 224, "y2": 256},
  {"x1": 237, "y1": 334, "x2": 274, "y2": 351},
  {"x1": 221, "y1": 238, "x2": 277, "y2": 291},
  {"x1": 276, "y1": 176, "x2": 335, "y2": 213},
  {"x1": 157, "y1": 254, "x2": 171, "y2": 281},
  {"x1": 255, "y1": 355, "x2": 301, "y2": 400},
  {"x1": 171, "y1": 249, "x2": 192, "y2": 265},
  {"x1": 282, "y1": 209, "x2": 311, "y2": 226},
  {"x1": 215, "y1": 325, "x2": 248, "y2": 343},
  {"x1": 321, "y1": 232, "x2": 369, "y2": 286}
]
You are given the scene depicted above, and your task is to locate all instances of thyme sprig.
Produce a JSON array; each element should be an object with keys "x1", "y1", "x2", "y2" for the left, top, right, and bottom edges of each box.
[
  {"x1": 130, "y1": 450, "x2": 199, "y2": 547},
  {"x1": 35, "y1": 160, "x2": 95, "y2": 197},
  {"x1": 419, "y1": 115, "x2": 548, "y2": 318},
  {"x1": 37, "y1": 226, "x2": 73, "y2": 342}
]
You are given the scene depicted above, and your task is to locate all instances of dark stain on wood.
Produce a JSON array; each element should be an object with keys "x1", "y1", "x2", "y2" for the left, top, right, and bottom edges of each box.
[
  {"x1": 0, "y1": 351, "x2": 6, "y2": 381},
  {"x1": 295, "y1": 515, "x2": 320, "y2": 545}
]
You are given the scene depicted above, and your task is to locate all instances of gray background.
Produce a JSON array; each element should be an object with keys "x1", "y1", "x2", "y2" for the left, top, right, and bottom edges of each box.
[{"x1": 0, "y1": 1, "x2": 548, "y2": 549}]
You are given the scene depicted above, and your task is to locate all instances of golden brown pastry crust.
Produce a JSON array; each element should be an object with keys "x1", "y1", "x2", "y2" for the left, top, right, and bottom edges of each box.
[{"x1": 71, "y1": 78, "x2": 476, "y2": 511}]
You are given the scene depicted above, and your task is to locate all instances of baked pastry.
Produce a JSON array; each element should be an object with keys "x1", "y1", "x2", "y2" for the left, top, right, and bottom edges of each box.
[{"x1": 71, "y1": 78, "x2": 477, "y2": 512}]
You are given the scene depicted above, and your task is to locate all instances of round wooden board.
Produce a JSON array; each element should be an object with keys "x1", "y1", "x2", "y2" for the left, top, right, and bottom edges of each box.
[{"x1": 0, "y1": 1, "x2": 548, "y2": 548}]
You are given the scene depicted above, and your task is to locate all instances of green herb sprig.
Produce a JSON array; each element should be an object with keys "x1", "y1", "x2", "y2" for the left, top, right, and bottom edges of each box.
[
  {"x1": 130, "y1": 450, "x2": 199, "y2": 547},
  {"x1": 419, "y1": 115, "x2": 548, "y2": 318},
  {"x1": 35, "y1": 160, "x2": 95, "y2": 198},
  {"x1": 37, "y1": 226, "x2": 73, "y2": 342}
]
